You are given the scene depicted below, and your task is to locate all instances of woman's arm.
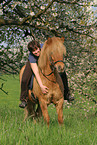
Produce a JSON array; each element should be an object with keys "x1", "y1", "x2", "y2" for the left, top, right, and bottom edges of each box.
[{"x1": 30, "y1": 63, "x2": 48, "y2": 94}]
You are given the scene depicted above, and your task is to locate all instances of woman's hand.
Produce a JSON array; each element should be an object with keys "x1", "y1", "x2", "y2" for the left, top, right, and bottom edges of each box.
[
  {"x1": 30, "y1": 63, "x2": 49, "y2": 94},
  {"x1": 40, "y1": 84, "x2": 49, "y2": 94}
]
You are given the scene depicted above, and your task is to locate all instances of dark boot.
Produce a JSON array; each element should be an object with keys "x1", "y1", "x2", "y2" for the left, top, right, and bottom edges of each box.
[
  {"x1": 59, "y1": 71, "x2": 75, "y2": 102},
  {"x1": 19, "y1": 101, "x2": 27, "y2": 108},
  {"x1": 65, "y1": 94, "x2": 74, "y2": 102},
  {"x1": 64, "y1": 90, "x2": 74, "y2": 102}
]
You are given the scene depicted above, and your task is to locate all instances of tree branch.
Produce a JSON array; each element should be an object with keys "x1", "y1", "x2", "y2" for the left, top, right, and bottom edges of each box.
[
  {"x1": 14, "y1": 5, "x2": 27, "y2": 18},
  {"x1": 59, "y1": 24, "x2": 96, "y2": 39},
  {"x1": 0, "y1": 18, "x2": 96, "y2": 40},
  {"x1": 0, "y1": 82, "x2": 8, "y2": 95},
  {"x1": 2, "y1": 0, "x2": 12, "y2": 7},
  {"x1": 0, "y1": 18, "x2": 21, "y2": 26},
  {"x1": 0, "y1": 84, "x2": 8, "y2": 94},
  {"x1": 71, "y1": 21, "x2": 97, "y2": 28},
  {"x1": 55, "y1": 0, "x2": 97, "y2": 6},
  {"x1": 20, "y1": 0, "x2": 55, "y2": 24},
  {"x1": 55, "y1": 0, "x2": 80, "y2": 4}
]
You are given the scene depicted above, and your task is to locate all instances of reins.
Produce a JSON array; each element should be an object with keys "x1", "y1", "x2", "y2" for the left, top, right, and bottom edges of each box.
[
  {"x1": 39, "y1": 66, "x2": 56, "y2": 83},
  {"x1": 39, "y1": 56, "x2": 64, "y2": 83}
]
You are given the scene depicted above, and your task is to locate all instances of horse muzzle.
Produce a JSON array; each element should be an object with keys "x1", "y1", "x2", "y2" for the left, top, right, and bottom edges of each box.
[
  {"x1": 49, "y1": 56, "x2": 65, "y2": 73},
  {"x1": 55, "y1": 62, "x2": 65, "y2": 73}
]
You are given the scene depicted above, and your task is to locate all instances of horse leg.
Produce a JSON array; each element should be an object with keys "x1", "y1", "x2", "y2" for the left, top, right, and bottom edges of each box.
[
  {"x1": 23, "y1": 100, "x2": 36, "y2": 121},
  {"x1": 27, "y1": 100, "x2": 36, "y2": 119},
  {"x1": 36, "y1": 103, "x2": 42, "y2": 118},
  {"x1": 23, "y1": 106, "x2": 29, "y2": 122},
  {"x1": 40, "y1": 100, "x2": 50, "y2": 127},
  {"x1": 56, "y1": 98, "x2": 64, "y2": 125}
]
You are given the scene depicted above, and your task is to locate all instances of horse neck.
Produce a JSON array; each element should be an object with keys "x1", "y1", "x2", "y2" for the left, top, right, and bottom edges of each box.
[
  {"x1": 42, "y1": 63, "x2": 64, "y2": 95},
  {"x1": 41, "y1": 62, "x2": 56, "y2": 82}
]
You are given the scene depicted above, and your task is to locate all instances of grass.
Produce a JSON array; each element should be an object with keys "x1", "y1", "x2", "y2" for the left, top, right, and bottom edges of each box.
[{"x1": 0, "y1": 74, "x2": 97, "y2": 145}]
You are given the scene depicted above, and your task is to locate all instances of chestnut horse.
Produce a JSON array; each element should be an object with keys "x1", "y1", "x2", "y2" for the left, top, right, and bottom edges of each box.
[{"x1": 19, "y1": 37, "x2": 66, "y2": 126}]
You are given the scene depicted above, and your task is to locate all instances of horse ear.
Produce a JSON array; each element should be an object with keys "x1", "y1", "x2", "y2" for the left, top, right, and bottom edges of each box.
[
  {"x1": 60, "y1": 37, "x2": 64, "y2": 43},
  {"x1": 47, "y1": 37, "x2": 52, "y2": 45}
]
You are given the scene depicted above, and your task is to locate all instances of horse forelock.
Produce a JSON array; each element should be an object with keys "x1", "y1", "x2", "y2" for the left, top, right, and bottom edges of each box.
[{"x1": 47, "y1": 37, "x2": 66, "y2": 59}]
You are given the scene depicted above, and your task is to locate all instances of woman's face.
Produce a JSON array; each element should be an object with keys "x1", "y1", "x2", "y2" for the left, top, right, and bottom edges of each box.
[{"x1": 32, "y1": 47, "x2": 40, "y2": 57}]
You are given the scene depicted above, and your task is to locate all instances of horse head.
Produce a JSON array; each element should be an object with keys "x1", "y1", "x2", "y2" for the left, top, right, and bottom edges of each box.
[
  {"x1": 38, "y1": 37, "x2": 66, "y2": 73},
  {"x1": 49, "y1": 55, "x2": 65, "y2": 73},
  {"x1": 47, "y1": 37, "x2": 66, "y2": 73}
]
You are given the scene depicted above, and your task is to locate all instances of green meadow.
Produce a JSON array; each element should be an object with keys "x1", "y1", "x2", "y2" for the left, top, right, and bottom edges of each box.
[{"x1": 0, "y1": 75, "x2": 97, "y2": 145}]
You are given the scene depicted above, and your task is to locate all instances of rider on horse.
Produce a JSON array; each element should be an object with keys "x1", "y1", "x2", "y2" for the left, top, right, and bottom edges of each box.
[{"x1": 19, "y1": 40, "x2": 74, "y2": 108}]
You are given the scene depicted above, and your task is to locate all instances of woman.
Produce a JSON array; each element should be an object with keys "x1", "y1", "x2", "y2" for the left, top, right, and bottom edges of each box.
[{"x1": 19, "y1": 40, "x2": 48, "y2": 108}]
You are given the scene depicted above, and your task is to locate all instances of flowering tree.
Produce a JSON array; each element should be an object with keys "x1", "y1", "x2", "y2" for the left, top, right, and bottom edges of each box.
[{"x1": 0, "y1": 0, "x2": 97, "y2": 105}]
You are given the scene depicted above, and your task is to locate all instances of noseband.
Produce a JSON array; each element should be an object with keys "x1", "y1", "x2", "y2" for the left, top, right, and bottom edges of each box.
[
  {"x1": 49, "y1": 55, "x2": 64, "y2": 74},
  {"x1": 53, "y1": 60, "x2": 64, "y2": 64}
]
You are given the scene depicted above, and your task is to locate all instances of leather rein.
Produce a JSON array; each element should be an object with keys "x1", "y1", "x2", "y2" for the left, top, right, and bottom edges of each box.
[{"x1": 39, "y1": 57, "x2": 64, "y2": 83}]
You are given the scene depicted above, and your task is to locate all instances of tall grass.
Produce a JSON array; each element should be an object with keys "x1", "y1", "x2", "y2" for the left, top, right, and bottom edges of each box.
[{"x1": 0, "y1": 75, "x2": 97, "y2": 145}]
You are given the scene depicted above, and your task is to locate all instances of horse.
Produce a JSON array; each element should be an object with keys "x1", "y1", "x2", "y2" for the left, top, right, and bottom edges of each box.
[{"x1": 19, "y1": 37, "x2": 66, "y2": 126}]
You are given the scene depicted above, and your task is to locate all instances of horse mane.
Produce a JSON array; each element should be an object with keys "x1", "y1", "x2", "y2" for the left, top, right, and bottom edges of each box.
[{"x1": 38, "y1": 37, "x2": 66, "y2": 69}]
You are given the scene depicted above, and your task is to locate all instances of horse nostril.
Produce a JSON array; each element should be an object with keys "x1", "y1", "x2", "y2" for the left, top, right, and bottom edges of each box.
[{"x1": 58, "y1": 65, "x2": 65, "y2": 72}]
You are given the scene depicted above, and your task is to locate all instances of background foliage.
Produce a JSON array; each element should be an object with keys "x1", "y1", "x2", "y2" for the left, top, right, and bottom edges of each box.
[{"x1": 0, "y1": 0, "x2": 97, "y2": 104}]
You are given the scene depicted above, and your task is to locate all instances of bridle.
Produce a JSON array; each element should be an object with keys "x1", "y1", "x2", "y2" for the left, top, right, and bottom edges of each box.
[{"x1": 39, "y1": 56, "x2": 64, "y2": 83}]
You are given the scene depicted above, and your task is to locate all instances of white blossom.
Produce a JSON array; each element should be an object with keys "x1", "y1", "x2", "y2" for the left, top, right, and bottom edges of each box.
[
  {"x1": 30, "y1": 11, "x2": 35, "y2": 16},
  {"x1": 41, "y1": 6, "x2": 45, "y2": 10}
]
